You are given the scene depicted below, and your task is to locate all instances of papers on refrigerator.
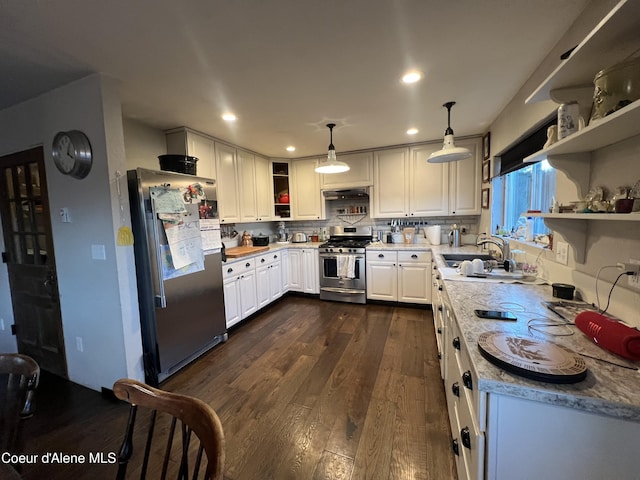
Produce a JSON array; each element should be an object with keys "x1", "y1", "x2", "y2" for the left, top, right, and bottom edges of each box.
[{"x1": 161, "y1": 205, "x2": 203, "y2": 270}]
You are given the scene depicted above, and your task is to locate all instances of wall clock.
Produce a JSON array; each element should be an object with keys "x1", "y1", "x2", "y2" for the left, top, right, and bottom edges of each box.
[{"x1": 51, "y1": 130, "x2": 93, "y2": 179}]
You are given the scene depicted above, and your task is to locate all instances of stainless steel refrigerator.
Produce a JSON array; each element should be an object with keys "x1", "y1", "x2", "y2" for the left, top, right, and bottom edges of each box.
[{"x1": 127, "y1": 168, "x2": 226, "y2": 385}]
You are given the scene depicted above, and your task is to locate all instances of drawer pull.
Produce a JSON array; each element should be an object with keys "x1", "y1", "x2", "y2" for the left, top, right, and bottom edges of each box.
[
  {"x1": 437, "y1": 352, "x2": 442, "y2": 360},
  {"x1": 436, "y1": 274, "x2": 441, "y2": 280},
  {"x1": 462, "y1": 370, "x2": 473, "y2": 390},
  {"x1": 437, "y1": 327, "x2": 442, "y2": 334},
  {"x1": 227, "y1": 268, "x2": 233, "y2": 273},
  {"x1": 451, "y1": 382, "x2": 460, "y2": 397},
  {"x1": 438, "y1": 286, "x2": 443, "y2": 291},
  {"x1": 452, "y1": 439, "x2": 460, "y2": 456},
  {"x1": 274, "y1": 254, "x2": 278, "y2": 259},
  {"x1": 452, "y1": 337, "x2": 461, "y2": 350},
  {"x1": 245, "y1": 262, "x2": 251, "y2": 267},
  {"x1": 261, "y1": 258, "x2": 266, "y2": 263},
  {"x1": 411, "y1": 254, "x2": 418, "y2": 259},
  {"x1": 461, "y1": 427, "x2": 471, "y2": 449},
  {"x1": 437, "y1": 305, "x2": 443, "y2": 312},
  {"x1": 378, "y1": 254, "x2": 384, "y2": 258}
]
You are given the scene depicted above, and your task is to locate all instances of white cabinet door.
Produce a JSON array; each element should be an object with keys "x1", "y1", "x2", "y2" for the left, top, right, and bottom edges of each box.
[
  {"x1": 255, "y1": 155, "x2": 272, "y2": 221},
  {"x1": 239, "y1": 269, "x2": 257, "y2": 318},
  {"x1": 268, "y1": 260, "x2": 283, "y2": 300},
  {"x1": 320, "y1": 152, "x2": 373, "y2": 189},
  {"x1": 165, "y1": 128, "x2": 216, "y2": 180},
  {"x1": 409, "y1": 144, "x2": 449, "y2": 217},
  {"x1": 255, "y1": 264, "x2": 271, "y2": 309},
  {"x1": 366, "y1": 262, "x2": 397, "y2": 301},
  {"x1": 288, "y1": 249, "x2": 303, "y2": 292},
  {"x1": 398, "y1": 263, "x2": 431, "y2": 304},
  {"x1": 223, "y1": 278, "x2": 241, "y2": 328},
  {"x1": 280, "y1": 249, "x2": 290, "y2": 290},
  {"x1": 187, "y1": 131, "x2": 215, "y2": 180},
  {"x1": 372, "y1": 148, "x2": 409, "y2": 218},
  {"x1": 215, "y1": 142, "x2": 241, "y2": 223},
  {"x1": 449, "y1": 138, "x2": 481, "y2": 216},
  {"x1": 291, "y1": 159, "x2": 323, "y2": 220},
  {"x1": 301, "y1": 249, "x2": 319, "y2": 294},
  {"x1": 237, "y1": 149, "x2": 258, "y2": 223}
]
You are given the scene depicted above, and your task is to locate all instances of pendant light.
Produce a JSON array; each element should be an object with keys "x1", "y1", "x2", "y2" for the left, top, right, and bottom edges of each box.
[
  {"x1": 428, "y1": 101, "x2": 472, "y2": 163},
  {"x1": 315, "y1": 123, "x2": 350, "y2": 174}
]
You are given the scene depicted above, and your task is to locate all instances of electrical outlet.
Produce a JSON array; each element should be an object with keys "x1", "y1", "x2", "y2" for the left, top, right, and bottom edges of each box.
[
  {"x1": 76, "y1": 336, "x2": 84, "y2": 352},
  {"x1": 628, "y1": 259, "x2": 640, "y2": 290},
  {"x1": 556, "y1": 241, "x2": 569, "y2": 265}
]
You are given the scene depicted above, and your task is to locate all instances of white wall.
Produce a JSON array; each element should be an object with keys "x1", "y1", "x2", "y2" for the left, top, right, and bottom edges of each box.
[
  {"x1": 122, "y1": 117, "x2": 167, "y2": 170},
  {"x1": 0, "y1": 74, "x2": 144, "y2": 390},
  {"x1": 487, "y1": 0, "x2": 640, "y2": 326}
]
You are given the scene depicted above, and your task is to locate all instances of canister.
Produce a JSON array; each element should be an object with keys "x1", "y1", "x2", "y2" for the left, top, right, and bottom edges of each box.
[{"x1": 558, "y1": 102, "x2": 580, "y2": 139}]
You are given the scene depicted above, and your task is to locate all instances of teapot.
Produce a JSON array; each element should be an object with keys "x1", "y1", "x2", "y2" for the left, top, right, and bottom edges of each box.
[{"x1": 241, "y1": 231, "x2": 253, "y2": 247}]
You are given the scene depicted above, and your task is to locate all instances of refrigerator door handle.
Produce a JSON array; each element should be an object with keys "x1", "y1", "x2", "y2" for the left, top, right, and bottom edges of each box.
[
  {"x1": 151, "y1": 201, "x2": 167, "y2": 309},
  {"x1": 221, "y1": 242, "x2": 226, "y2": 262}
]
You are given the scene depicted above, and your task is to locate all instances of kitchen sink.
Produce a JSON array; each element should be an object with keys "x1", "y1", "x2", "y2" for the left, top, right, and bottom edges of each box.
[{"x1": 441, "y1": 253, "x2": 497, "y2": 268}]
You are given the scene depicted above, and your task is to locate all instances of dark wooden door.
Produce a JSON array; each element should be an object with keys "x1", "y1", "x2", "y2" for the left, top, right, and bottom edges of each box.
[{"x1": 0, "y1": 147, "x2": 67, "y2": 377}]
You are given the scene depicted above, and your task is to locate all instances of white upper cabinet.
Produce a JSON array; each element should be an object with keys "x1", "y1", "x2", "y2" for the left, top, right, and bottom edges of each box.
[
  {"x1": 237, "y1": 150, "x2": 272, "y2": 222},
  {"x1": 373, "y1": 140, "x2": 480, "y2": 218},
  {"x1": 372, "y1": 148, "x2": 410, "y2": 217},
  {"x1": 165, "y1": 128, "x2": 216, "y2": 180},
  {"x1": 409, "y1": 144, "x2": 449, "y2": 217},
  {"x1": 320, "y1": 152, "x2": 373, "y2": 189},
  {"x1": 448, "y1": 138, "x2": 481, "y2": 216},
  {"x1": 291, "y1": 158, "x2": 324, "y2": 220},
  {"x1": 214, "y1": 142, "x2": 241, "y2": 223}
]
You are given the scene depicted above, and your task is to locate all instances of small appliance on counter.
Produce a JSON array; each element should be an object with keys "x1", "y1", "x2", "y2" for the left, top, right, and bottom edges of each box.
[
  {"x1": 291, "y1": 232, "x2": 308, "y2": 243},
  {"x1": 252, "y1": 234, "x2": 269, "y2": 246}
]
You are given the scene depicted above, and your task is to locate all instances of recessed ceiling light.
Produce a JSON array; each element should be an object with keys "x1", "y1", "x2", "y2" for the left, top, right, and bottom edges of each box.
[
  {"x1": 222, "y1": 113, "x2": 236, "y2": 122},
  {"x1": 407, "y1": 128, "x2": 419, "y2": 135},
  {"x1": 286, "y1": 146, "x2": 296, "y2": 152},
  {"x1": 402, "y1": 70, "x2": 423, "y2": 84}
]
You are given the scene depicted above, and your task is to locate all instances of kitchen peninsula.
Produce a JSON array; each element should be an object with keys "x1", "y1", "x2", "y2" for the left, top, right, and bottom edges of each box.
[{"x1": 430, "y1": 245, "x2": 640, "y2": 480}]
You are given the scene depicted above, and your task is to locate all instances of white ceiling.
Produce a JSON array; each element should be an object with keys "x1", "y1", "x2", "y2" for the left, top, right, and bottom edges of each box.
[{"x1": 0, "y1": 0, "x2": 590, "y2": 158}]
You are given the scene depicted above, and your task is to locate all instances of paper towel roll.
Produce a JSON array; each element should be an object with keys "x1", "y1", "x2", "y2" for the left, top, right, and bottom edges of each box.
[{"x1": 426, "y1": 225, "x2": 441, "y2": 245}]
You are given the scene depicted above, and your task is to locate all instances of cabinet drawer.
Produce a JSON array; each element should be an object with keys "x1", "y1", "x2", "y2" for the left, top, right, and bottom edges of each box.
[
  {"x1": 222, "y1": 259, "x2": 255, "y2": 280},
  {"x1": 457, "y1": 385, "x2": 485, "y2": 480},
  {"x1": 256, "y1": 251, "x2": 281, "y2": 267},
  {"x1": 366, "y1": 250, "x2": 397, "y2": 262},
  {"x1": 398, "y1": 250, "x2": 431, "y2": 263},
  {"x1": 449, "y1": 315, "x2": 486, "y2": 431}
]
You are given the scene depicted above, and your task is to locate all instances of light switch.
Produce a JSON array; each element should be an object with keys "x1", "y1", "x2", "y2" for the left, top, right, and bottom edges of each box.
[
  {"x1": 59, "y1": 207, "x2": 71, "y2": 223},
  {"x1": 555, "y1": 241, "x2": 569, "y2": 265},
  {"x1": 91, "y1": 244, "x2": 106, "y2": 260}
]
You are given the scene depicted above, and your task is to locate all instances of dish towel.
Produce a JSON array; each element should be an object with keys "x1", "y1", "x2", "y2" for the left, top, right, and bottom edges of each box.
[{"x1": 338, "y1": 255, "x2": 357, "y2": 279}]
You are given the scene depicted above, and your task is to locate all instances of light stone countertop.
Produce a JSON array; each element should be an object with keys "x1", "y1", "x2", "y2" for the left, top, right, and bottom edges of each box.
[{"x1": 431, "y1": 245, "x2": 640, "y2": 422}]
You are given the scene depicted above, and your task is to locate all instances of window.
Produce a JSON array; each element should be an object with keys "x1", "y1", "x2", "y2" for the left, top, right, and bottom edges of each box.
[{"x1": 491, "y1": 159, "x2": 556, "y2": 235}]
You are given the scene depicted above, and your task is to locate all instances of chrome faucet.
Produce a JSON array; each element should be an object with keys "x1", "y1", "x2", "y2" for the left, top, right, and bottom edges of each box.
[{"x1": 476, "y1": 235, "x2": 510, "y2": 262}]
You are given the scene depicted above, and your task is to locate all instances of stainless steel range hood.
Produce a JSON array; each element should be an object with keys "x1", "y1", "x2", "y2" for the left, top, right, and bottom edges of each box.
[{"x1": 322, "y1": 188, "x2": 369, "y2": 200}]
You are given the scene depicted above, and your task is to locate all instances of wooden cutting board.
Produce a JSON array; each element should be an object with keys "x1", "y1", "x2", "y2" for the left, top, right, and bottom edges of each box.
[{"x1": 225, "y1": 246, "x2": 270, "y2": 258}]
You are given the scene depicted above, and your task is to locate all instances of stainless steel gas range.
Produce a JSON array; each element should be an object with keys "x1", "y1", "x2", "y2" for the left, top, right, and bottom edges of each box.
[{"x1": 319, "y1": 226, "x2": 372, "y2": 304}]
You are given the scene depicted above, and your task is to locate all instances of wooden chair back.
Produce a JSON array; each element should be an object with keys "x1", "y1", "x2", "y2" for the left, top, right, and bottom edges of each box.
[
  {"x1": 113, "y1": 378, "x2": 225, "y2": 480},
  {"x1": 0, "y1": 353, "x2": 40, "y2": 457}
]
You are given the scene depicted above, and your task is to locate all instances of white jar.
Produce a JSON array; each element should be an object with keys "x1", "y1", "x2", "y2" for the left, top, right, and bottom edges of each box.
[{"x1": 558, "y1": 102, "x2": 580, "y2": 139}]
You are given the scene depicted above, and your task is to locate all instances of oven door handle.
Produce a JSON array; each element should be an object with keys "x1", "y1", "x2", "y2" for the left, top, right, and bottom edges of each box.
[{"x1": 320, "y1": 287, "x2": 365, "y2": 295}]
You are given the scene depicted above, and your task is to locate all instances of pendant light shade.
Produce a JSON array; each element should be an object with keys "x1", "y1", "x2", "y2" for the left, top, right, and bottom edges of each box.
[
  {"x1": 315, "y1": 123, "x2": 350, "y2": 174},
  {"x1": 428, "y1": 101, "x2": 472, "y2": 163}
]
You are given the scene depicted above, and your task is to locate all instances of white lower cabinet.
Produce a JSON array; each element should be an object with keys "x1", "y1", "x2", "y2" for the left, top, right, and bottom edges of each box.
[
  {"x1": 255, "y1": 251, "x2": 284, "y2": 309},
  {"x1": 439, "y1": 267, "x2": 640, "y2": 480},
  {"x1": 288, "y1": 248, "x2": 319, "y2": 294},
  {"x1": 222, "y1": 258, "x2": 257, "y2": 328},
  {"x1": 366, "y1": 250, "x2": 431, "y2": 303}
]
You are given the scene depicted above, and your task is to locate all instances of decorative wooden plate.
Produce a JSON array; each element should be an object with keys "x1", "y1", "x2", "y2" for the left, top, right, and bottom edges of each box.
[{"x1": 478, "y1": 331, "x2": 587, "y2": 383}]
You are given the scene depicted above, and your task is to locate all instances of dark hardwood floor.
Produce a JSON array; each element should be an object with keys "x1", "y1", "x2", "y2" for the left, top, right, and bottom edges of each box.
[{"x1": 19, "y1": 296, "x2": 456, "y2": 480}]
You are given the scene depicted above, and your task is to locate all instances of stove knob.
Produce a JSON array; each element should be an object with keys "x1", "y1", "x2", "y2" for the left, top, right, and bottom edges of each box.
[
  {"x1": 339, "y1": 248, "x2": 343, "y2": 253},
  {"x1": 330, "y1": 248, "x2": 334, "y2": 252}
]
